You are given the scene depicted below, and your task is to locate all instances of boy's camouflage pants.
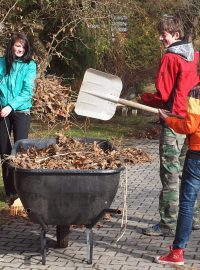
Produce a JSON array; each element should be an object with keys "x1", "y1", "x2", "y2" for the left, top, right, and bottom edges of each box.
[{"x1": 159, "y1": 126, "x2": 199, "y2": 230}]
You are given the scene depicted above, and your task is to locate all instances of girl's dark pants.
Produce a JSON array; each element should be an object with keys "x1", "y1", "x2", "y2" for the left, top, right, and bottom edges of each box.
[{"x1": 0, "y1": 111, "x2": 30, "y2": 196}]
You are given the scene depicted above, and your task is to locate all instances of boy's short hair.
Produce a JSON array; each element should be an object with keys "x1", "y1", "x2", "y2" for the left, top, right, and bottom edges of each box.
[{"x1": 157, "y1": 14, "x2": 184, "y2": 39}]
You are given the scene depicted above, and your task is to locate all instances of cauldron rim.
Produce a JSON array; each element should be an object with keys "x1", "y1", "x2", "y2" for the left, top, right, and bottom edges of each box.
[
  {"x1": 9, "y1": 163, "x2": 124, "y2": 174},
  {"x1": 10, "y1": 137, "x2": 125, "y2": 174}
]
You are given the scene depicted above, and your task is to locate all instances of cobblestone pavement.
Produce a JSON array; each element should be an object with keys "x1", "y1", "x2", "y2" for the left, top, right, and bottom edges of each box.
[{"x1": 0, "y1": 138, "x2": 200, "y2": 270}]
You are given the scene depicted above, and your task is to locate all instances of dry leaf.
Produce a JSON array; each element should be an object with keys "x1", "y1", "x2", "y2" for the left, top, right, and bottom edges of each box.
[{"x1": 10, "y1": 135, "x2": 151, "y2": 170}]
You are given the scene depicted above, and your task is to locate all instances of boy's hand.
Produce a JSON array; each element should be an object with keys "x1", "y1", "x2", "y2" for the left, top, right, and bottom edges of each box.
[
  {"x1": 158, "y1": 109, "x2": 170, "y2": 120},
  {"x1": 0, "y1": 106, "x2": 12, "y2": 117},
  {"x1": 136, "y1": 95, "x2": 143, "y2": 104}
]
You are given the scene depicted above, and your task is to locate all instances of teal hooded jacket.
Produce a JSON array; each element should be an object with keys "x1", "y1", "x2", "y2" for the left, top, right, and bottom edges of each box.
[{"x1": 0, "y1": 57, "x2": 37, "y2": 111}]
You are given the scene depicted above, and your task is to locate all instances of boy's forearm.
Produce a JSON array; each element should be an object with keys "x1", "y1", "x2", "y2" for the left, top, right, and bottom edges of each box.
[
  {"x1": 166, "y1": 113, "x2": 200, "y2": 134},
  {"x1": 166, "y1": 117, "x2": 186, "y2": 134}
]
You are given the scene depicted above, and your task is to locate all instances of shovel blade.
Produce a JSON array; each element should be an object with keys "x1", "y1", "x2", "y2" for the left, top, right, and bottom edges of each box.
[{"x1": 75, "y1": 68, "x2": 123, "y2": 120}]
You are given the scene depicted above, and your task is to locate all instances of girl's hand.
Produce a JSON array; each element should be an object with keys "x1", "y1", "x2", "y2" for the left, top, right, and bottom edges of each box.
[{"x1": 0, "y1": 106, "x2": 12, "y2": 117}]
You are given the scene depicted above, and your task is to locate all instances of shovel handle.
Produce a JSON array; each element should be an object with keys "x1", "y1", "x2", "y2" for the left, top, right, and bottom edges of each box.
[
  {"x1": 118, "y1": 98, "x2": 159, "y2": 114},
  {"x1": 118, "y1": 98, "x2": 184, "y2": 118}
]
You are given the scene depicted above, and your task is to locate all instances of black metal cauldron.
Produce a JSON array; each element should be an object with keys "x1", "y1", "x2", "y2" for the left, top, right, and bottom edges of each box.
[{"x1": 10, "y1": 138, "x2": 124, "y2": 265}]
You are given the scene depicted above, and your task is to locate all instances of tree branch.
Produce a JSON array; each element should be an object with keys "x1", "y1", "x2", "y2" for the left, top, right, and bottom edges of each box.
[{"x1": 0, "y1": 0, "x2": 19, "y2": 24}]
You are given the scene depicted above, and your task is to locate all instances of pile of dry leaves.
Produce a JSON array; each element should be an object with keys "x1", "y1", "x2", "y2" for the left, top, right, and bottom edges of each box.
[
  {"x1": 32, "y1": 76, "x2": 74, "y2": 127},
  {"x1": 11, "y1": 135, "x2": 151, "y2": 170},
  {"x1": 134, "y1": 126, "x2": 161, "y2": 140}
]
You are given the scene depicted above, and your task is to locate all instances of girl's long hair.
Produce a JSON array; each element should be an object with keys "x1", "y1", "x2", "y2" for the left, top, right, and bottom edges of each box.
[{"x1": 5, "y1": 32, "x2": 33, "y2": 74}]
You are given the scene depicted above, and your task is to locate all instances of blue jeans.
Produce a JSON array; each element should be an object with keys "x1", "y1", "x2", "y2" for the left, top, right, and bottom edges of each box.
[{"x1": 173, "y1": 156, "x2": 200, "y2": 249}]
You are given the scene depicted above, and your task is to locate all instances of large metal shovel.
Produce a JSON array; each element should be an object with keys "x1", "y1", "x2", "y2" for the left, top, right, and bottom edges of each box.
[{"x1": 75, "y1": 68, "x2": 158, "y2": 120}]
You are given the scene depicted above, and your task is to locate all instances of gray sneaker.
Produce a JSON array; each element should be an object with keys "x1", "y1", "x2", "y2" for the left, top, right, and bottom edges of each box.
[
  {"x1": 192, "y1": 221, "x2": 200, "y2": 230},
  {"x1": 142, "y1": 223, "x2": 175, "y2": 237},
  {"x1": 162, "y1": 228, "x2": 175, "y2": 237},
  {"x1": 142, "y1": 223, "x2": 163, "y2": 236}
]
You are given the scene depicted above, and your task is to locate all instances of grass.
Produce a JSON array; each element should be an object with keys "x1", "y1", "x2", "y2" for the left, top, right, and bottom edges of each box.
[
  {"x1": 30, "y1": 112, "x2": 156, "y2": 140},
  {"x1": 0, "y1": 112, "x2": 158, "y2": 210},
  {"x1": 0, "y1": 176, "x2": 6, "y2": 209}
]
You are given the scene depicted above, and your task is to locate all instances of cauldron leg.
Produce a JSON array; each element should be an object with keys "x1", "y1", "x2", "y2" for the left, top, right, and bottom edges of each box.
[
  {"x1": 41, "y1": 230, "x2": 46, "y2": 265},
  {"x1": 86, "y1": 228, "x2": 93, "y2": 264},
  {"x1": 56, "y1": 225, "x2": 70, "y2": 248}
]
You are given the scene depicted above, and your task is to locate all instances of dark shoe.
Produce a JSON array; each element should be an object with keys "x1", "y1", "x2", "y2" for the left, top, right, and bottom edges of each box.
[
  {"x1": 192, "y1": 221, "x2": 200, "y2": 230},
  {"x1": 155, "y1": 247, "x2": 184, "y2": 265},
  {"x1": 142, "y1": 223, "x2": 163, "y2": 236}
]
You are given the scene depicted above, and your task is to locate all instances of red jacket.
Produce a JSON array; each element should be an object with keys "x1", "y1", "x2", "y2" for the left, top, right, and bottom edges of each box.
[{"x1": 141, "y1": 47, "x2": 200, "y2": 117}]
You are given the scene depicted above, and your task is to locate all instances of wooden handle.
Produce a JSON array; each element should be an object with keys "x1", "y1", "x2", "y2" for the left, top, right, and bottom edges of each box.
[{"x1": 118, "y1": 98, "x2": 159, "y2": 114}]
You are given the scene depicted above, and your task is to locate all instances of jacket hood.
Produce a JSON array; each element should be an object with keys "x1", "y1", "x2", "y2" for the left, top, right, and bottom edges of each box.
[{"x1": 166, "y1": 41, "x2": 194, "y2": 62}]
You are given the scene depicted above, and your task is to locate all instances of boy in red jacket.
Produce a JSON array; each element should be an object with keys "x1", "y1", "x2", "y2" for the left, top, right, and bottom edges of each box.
[
  {"x1": 140, "y1": 15, "x2": 200, "y2": 236},
  {"x1": 155, "y1": 84, "x2": 200, "y2": 265}
]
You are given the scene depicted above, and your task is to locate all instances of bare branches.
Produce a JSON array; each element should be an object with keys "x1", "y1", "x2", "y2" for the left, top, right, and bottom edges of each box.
[
  {"x1": 0, "y1": 0, "x2": 19, "y2": 24},
  {"x1": 0, "y1": 0, "x2": 200, "y2": 101}
]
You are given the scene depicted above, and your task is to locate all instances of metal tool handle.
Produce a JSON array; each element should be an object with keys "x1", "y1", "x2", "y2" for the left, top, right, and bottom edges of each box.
[{"x1": 0, "y1": 101, "x2": 12, "y2": 146}]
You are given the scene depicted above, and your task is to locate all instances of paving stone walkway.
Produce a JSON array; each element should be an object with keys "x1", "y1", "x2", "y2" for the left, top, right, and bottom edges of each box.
[{"x1": 0, "y1": 138, "x2": 200, "y2": 270}]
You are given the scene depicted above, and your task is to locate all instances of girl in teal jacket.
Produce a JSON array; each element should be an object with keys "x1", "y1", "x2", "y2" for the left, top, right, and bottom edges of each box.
[{"x1": 0, "y1": 32, "x2": 37, "y2": 205}]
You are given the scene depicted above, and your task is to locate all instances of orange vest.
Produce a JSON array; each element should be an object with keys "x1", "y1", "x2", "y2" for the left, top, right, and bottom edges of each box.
[{"x1": 166, "y1": 84, "x2": 200, "y2": 151}]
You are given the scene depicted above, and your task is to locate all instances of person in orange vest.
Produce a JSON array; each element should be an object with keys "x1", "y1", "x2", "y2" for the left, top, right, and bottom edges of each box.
[{"x1": 155, "y1": 83, "x2": 200, "y2": 266}]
